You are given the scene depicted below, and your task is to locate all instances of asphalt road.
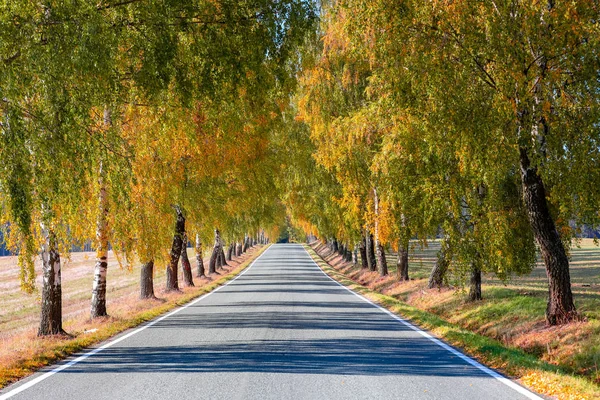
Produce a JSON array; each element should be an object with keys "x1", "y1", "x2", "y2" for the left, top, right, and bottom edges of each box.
[{"x1": 1, "y1": 244, "x2": 542, "y2": 400}]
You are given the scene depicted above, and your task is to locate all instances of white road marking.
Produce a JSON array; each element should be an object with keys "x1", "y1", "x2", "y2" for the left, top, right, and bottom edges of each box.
[
  {"x1": 303, "y1": 245, "x2": 544, "y2": 400},
  {"x1": 0, "y1": 247, "x2": 270, "y2": 400}
]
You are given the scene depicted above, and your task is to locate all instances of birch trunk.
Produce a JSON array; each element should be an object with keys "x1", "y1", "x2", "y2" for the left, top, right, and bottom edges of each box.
[
  {"x1": 91, "y1": 160, "x2": 109, "y2": 319},
  {"x1": 181, "y1": 232, "x2": 194, "y2": 287},
  {"x1": 195, "y1": 234, "x2": 205, "y2": 278},
  {"x1": 243, "y1": 234, "x2": 250, "y2": 252},
  {"x1": 468, "y1": 265, "x2": 482, "y2": 301},
  {"x1": 219, "y1": 241, "x2": 227, "y2": 268},
  {"x1": 226, "y1": 243, "x2": 234, "y2": 261},
  {"x1": 366, "y1": 232, "x2": 376, "y2": 271},
  {"x1": 140, "y1": 260, "x2": 155, "y2": 299},
  {"x1": 359, "y1": 235, "x2": 368, "y2": 269},
  {"x1": 209, "y1": 229, "x2": 221, "y2": 274},
  {"x1": 166, "y1": 206, "x2": 185, "y2": 291},
  {"x1": 519, "y1": 146, "x2": 577, "y2": 324},
  {"x1": 428, "y1": 245, "x2": 449, "y2": 289},
  {"x1": 373, "y1": 188, "x2": 388, "y2": 276},
  {"x1": 38, "y1": 225, "x2": 63, "y2": 336},
  {"x1": 397, "y1": 238, "x2": 409, "y2": 281}
]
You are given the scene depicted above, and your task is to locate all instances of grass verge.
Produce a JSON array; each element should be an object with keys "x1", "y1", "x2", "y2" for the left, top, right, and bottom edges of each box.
[
  {"x1": 304, "y1": 244, "x2": 600, "y2": 400},
  {"x1": 0, "y1": 244, "x2": 270, "y2": 390}
]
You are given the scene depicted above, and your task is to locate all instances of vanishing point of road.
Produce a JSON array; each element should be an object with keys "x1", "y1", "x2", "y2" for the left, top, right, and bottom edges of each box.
[{"x1": 1, "y1": 244, "x2": 543, "y2": 400}]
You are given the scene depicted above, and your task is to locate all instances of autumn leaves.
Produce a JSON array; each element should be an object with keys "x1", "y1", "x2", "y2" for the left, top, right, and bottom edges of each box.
[
  {"x1": 0, "y1": 1, "x2": 315, "y2": 335},
  {"x1": 288, "y1": 0, "x2": 600, "y2": 325}
]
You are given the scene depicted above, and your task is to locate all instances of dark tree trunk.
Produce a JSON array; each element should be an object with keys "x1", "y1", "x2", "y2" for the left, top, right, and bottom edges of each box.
[
  {"x1": 215, "y1": 248, "x2": 223, "y2": 269},
  {"x1": 519, "y1": 147, "x2": 577, "y2": 324},
  {"x1": 236, "y1": 241, "x2": 242, "y2": 257},
  {"x1": 366, "y1": 233, "x2": 376, "y2": 272},
  {"x1": 219, "y1": 244, "x2": 227, "y2": 268},
  {"x1": 468, "y1": 265, "x2": 482, "y2": 301},
  {"x1": 208, "y1": 248, "x2": 218, "y2": 274},
  {"x1": 428, "y1": 247, "x2": 449, "y2": 289},
  {"x1": 352, "y1": 247, "x2": 358, "y2": 265},
  {"x1": 166, "y1": 206, "x2": 185, "y2": 292},
  {"x1": 181, "y1": 233, "x2": 194, "y2": 287},
  {"x1": 397, "y1": 238, "x2": 409, "y2": 281},
  {"x1": 227, "y1": 244, "x2": 234, "y2": 261},
  {"x1": 344, "y1": 246, "x2": 352, "y2": 262},
  {"x1": 140, "y1": 260, "x2": 155, "y2": 299},
  {"x1": 332, "y1": 239, "x2": 339, "y2": 254},
  {"x1": 376, "y1": 243, "x2": 388, "y2": 276},
  {"x1": 195, "y1": 234, "x2": 205, "y2": 278},
  {"x1": 243, "y1": 234, "x2": 250, "y2": 252},
  {"x1": 359, "y1": 236, "x2": 368, "y2": 269},
  {"x1": 209, "y1": 229, "x2": 222, "y2": 274},
  {"x1": 38, "y1": 227, "x2": 64, "y2": 336}
]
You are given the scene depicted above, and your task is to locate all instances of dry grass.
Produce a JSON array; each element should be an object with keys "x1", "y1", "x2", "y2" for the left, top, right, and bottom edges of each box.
[
  {"x1": 310, "y1": 240, "x2": 600, "y2": 400},
  {"x1": 0, "y1": 245, "x2": 268, "y2": 389}
]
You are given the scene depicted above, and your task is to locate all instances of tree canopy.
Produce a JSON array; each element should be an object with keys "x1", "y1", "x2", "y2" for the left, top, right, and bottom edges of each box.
[{"x1": 1, "y1": 0, "x2": 599, "y2": 328}]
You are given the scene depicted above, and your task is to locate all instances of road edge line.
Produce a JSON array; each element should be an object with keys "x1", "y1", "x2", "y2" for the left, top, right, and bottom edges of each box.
[
  {"x1": 0, "y1": 245, "x2": 272, "y2": 400},
  {"x1": 302, "y1": 244, "x2": 544, "y2": 400}
]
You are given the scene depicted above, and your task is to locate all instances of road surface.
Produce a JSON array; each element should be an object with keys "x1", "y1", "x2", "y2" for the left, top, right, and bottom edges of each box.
[{"x1": 1, "y1": 244, "x2": 542, "y2": 400}]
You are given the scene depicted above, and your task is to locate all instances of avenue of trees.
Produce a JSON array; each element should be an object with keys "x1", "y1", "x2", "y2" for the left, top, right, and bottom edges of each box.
[
  {"x1": 0, "y1": 0, "x2": 315, "y2": 335},
  {"x1": 286, "y1": 0, "x2": 600, "y2": 326},
  {"x1": 1, "y1": 0, "x2": 599, "y2": 335}
]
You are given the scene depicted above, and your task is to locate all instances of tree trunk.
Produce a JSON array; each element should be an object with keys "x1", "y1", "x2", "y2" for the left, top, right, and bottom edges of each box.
[
  {"x1": 519, "y1": 147, "x2": 577, "y2": 324},
  {"x1": 209, "y1": 229, "x2": 221, "y2": 274},
  {"x1": 208, "y1": 248, "x2": 218, "y2": 274},
  {"x1": 468, "y1": 265, "x2": 482, "y2": 301},
  {"x1": 344, "y1": 246, "x2": 352, "y2": 262},
  {"x1": 243, "y1": 234, "x2": 250, "y2": 252},
  {"x1": 376, "y1": 243, "x2": 388, "y2": 276},
  {"x1": 195, "y1": 234, "x2": 205, "y2": 278},
  {"x1": 366, "y1": 232, "x2": 376, "y2": 271},
  {"x1": 397, "y1": 238, "x2": 409, "y2": 281},
  {"x1": 166, "y1": 206, "x2": 185, "y2": 291},
  {"x1": 227, "y1": 243, "x2": 234, "y2": 261},
  {"x1": 181, "y1": 232, "x2": 194, "y2": 287},
  {"x1": 140, "y1": 260, "x2": 155, "y2": 299},
  {"x1": 331, "y1": 239, "x2": 339, "y2": 254},
  {"x1": 428, "y1": 246, "x2": 449, "y2": 289},
  {"x1": 359, "y1": 236, "x2": 368, "y2": 269},
  {"x1": 352, "y1": 247, "x2": 358, "y2": 266},
  {"x1": 236, "y1": 241, "x2": 242, "y2": 257},
  {"x1": 91, "y1": 161, "x2": 109, "y2": 319},
  {"x1": 373, "y1": 188, "x2": 388, "y2": 276},
  {"x1": 219, "y1": 242, "x2": 227, "y2": 268},
  {"x1": 38, "y1": 226, "x2": 63, "y2": 336}
]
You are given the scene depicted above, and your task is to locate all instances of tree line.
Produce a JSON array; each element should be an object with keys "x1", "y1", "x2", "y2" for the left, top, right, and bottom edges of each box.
[
  {"x1": 281, "y1": 0, "x2": 600, "y2": 326},
  {"x1": 0, "y1": 0, "x2": 316, "y2": 335},
  {"x1": 2, "y1": 0, "x2": 599, "y2": 335}
]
